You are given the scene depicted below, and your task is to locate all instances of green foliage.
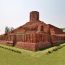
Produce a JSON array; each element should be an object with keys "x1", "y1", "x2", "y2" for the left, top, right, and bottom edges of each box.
[
  {"x1": 53, "y1": 47, "x2": 58, "y2": 51},
  {"x1": 10, "y1": 27, "x2": 14, "y2": 31},
  {"x1": 48, "y1": 51, "x2": 52, "y2": 53},
  {"x1": 0, "y1": 44, "x2": 21, "y2": 53},
  {"x1": 5, "y1": 26, "x2": 14, "y2": 34},
  {"x1": 5, "y1": 26, "x2": 10, "y2": 34}
]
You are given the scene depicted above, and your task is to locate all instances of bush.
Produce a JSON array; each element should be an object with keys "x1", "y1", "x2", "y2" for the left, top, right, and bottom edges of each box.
[
  {"x1": 0, "y1": 44, "x2": 21, "y2": 54},
  {"x1": 48, "y1": 51, "x2": 52, "y2": 54},
  {"x1": 53, "y1": 48, "x2": 58, "y2": 51}
]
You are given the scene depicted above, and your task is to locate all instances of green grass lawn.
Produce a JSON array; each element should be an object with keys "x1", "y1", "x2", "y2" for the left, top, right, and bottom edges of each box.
[{"x1": 0, "y1": 44, "x2": 65, "y2": 65}]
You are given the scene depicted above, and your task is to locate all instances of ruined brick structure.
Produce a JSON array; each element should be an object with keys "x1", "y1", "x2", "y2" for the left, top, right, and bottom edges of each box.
[{"x1": 0, "y1": 11, "x2": 65, "y2": 51}]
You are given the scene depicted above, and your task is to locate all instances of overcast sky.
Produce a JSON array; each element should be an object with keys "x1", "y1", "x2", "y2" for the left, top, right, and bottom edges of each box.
[{"x1": 0, "y1": 0, "x2": 65, "y2": 34}]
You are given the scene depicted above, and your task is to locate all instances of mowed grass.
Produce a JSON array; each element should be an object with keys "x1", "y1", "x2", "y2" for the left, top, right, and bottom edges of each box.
[{"x1": 0, "y1": 44, "x2": 65, "y2": 65}]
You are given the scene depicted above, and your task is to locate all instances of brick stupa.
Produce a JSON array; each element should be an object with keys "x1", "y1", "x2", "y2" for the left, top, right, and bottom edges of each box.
[{"x1": 0, "y1": 11, "x2": 65, "y2": 51}]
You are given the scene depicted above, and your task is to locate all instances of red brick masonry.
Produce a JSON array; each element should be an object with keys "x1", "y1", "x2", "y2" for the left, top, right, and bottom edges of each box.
[{"x1": 0, "y1": 11, "x2": 65, "y2": 51}]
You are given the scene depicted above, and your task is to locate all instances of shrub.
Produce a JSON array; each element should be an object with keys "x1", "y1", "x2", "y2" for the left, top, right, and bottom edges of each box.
[
  {"x1": 48, "y1": 51, "x2": 52, "y2": 54},
  {"x1": 53, "y1": 48, "x2": 58, "y2": 51},
  {"x1": 0, "y1": 44, "x2": 21, "y2": 54}
]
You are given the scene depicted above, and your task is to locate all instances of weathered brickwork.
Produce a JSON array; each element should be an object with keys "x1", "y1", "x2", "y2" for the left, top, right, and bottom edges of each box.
[{"x1": 0, "y1": 11, "x2": 65, "y2": 51}]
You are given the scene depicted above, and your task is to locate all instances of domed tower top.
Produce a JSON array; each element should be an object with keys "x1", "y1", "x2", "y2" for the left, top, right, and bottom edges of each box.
[{"x1": 30, "y1": 11, "x2": 39, "y2": 21}]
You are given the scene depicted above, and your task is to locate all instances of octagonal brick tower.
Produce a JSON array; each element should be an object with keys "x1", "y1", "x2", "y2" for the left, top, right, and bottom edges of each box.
[{"x1": 30, "y1": 11, "x2": 39, "y2": 21}]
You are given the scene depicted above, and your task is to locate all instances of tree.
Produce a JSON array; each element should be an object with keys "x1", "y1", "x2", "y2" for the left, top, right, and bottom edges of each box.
[
  {"x1": 5, "y1": 26, "x2": 14, "y2": 34},
  {"x1": 5, "y1": 26, "x2": 10, "y2": 34},
  {"x1": 10, "y1": 27, "x2": 14, "y2": 32}
]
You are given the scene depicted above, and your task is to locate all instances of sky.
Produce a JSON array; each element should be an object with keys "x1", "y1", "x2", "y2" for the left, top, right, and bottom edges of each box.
[{"x1": 0, "y1": 0, "x2": 65, "y2": 34}]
